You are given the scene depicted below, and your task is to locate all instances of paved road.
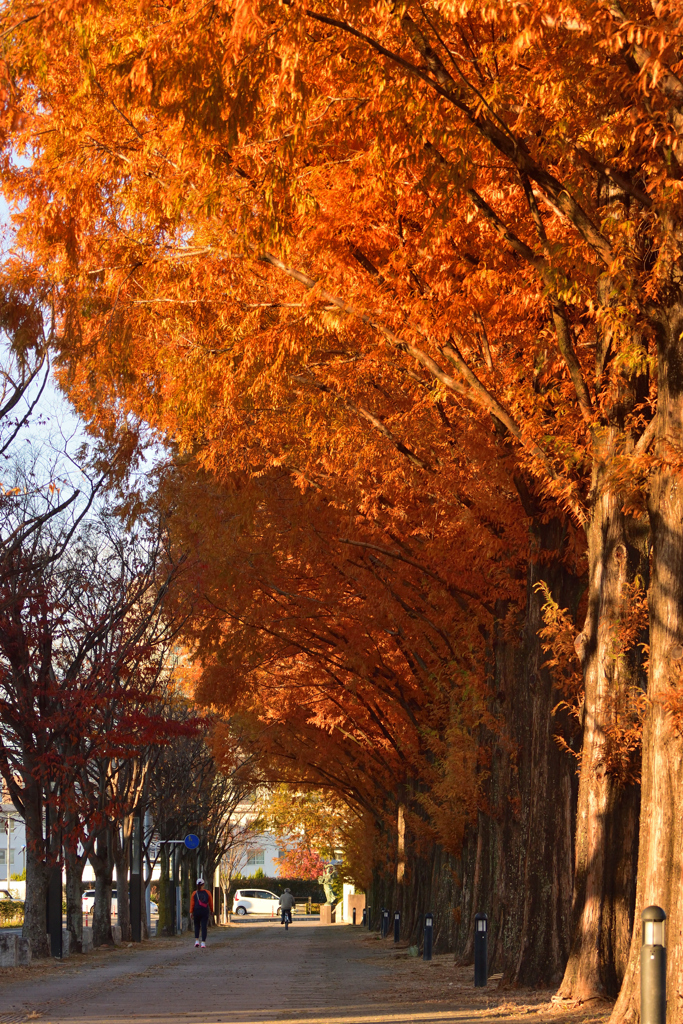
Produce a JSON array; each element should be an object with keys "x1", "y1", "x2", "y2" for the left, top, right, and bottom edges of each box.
[{"x1": 0, "y1": 918, "x2": 440, "y2": 1024}]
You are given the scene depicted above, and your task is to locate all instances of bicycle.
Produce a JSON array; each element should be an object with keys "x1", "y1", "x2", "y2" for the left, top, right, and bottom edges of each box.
[{"x1": 281, "y1": 907, "x2": 292, "y2": 930}]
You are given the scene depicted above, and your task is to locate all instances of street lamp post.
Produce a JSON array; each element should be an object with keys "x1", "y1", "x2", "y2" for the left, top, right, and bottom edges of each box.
[
  {"x1": 641, "y1": 906, "x2": 666, "y2": 1024},
  {"x1": 474, "y1": 913, "x2": 488, "y2": 987},
  {"x1": 423, "y1": 912, "x2": 434, "y2": 961}
]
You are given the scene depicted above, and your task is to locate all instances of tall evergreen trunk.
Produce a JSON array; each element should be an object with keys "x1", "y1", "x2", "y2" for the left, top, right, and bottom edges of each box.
[
  {"x1": 454, "y1": 513, "x2": 579, "y2": 984},
  {"x1": 509, "y1": 521, "x2": 579, "y2": 986},
  {"x1": 559, "y1": 446, "x2": 646, "y2": 1001},
  {"x1": 612, "y1": 310, "x2": 683, "y2": 1024},
  {"x1": 90, "y1": 827, "x2": 114, "y2": 947}
]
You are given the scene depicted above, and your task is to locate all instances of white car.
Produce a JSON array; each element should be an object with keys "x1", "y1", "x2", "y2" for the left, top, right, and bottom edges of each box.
[
  {"x1": 232, "y1": 888, "x2": 280, "y2": 915},
  {"x1": 81, "y1": 890, "x2": 158, "y2": 916},
  {"x1": 0, "y1": 889, "x2": 21, "y2": 901},
  {"x1": 82, "y1": 889, "x2": 117, "y2": 914}
]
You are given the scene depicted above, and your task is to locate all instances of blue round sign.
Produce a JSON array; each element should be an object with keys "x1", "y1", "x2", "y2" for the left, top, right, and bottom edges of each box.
[{"x1": 184, "y1": 833, "x2": 200, "y2": 850}]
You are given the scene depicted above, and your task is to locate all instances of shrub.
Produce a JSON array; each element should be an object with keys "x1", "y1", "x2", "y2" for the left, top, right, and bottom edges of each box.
[{"x1": 0, "y1": 899, "x2": 24, "y2": 926}]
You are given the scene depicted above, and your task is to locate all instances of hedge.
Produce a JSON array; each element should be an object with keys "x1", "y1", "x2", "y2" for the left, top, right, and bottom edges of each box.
[
  {"x1": 226, "y1": 877, "x2": 327, "y2": 902},
  {"x1": 0, "y1": 899, "x2": 24, "y2": 926}
]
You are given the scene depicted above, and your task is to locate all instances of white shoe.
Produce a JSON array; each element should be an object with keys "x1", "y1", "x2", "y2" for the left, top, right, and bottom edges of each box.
[
  {"x1": 195, "y1": 941, "x2": 200, "y2": 947},
  {"x1": 201, "y1": 942, "x2": 206, "y2": 948}
]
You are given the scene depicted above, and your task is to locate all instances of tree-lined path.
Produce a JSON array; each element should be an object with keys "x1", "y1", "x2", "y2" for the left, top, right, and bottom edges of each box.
[
  {"x1": 4, "y1": 2, "x2": 683, "y2": 1019},
  {"x1": 0, "y1": 923, "x2": 609, "y2": 1024},
  {"x1": 0, "y1": 922, "x2": 391, "y2": 1024}
]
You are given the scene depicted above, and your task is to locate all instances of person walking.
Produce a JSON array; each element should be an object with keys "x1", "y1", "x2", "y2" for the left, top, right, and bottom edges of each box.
[{"x1": 190, "y1": 878, "x2": 213, "y2": 948}]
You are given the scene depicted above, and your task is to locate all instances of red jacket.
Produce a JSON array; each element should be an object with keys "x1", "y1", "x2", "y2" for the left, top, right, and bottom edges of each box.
[{"x1": 190, "y1": 888, "x2": 213, "y2": 914}]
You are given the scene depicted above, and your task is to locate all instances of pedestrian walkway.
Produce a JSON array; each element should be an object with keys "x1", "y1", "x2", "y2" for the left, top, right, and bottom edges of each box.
[
  {"x1": 0, "y1": 919, "x2": 396, "y2": 1024},
  {"x1": 0, "y1": 919, "x2": 612, "y2": 1024}
]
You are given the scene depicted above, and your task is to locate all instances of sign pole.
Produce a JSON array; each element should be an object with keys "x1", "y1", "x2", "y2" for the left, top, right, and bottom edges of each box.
[{"x1": 130, "y1": 806, "x2": 142, "y2": 942}]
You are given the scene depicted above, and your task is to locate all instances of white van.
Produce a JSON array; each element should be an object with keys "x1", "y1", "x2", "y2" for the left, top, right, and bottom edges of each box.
[{"x1": 232, "y1": 888, "x2": 280, "y2": 915}]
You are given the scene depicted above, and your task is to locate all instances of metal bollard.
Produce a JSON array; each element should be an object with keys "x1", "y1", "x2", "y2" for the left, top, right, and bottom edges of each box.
[
  {"x1": 394, "y1": 911, "x2": 400, "y2": 943},
  {"x1": 641, "y1": 906, "x2": 666, "y2": 1024},
  {"x1": 353, "y1": 907, "x2": 357, "y2": 925},
  {"x1": 362, "y1": 907, "x2": 367, "y2": 927},
  {"x1": 474, "y1": 912, "x2": 488, "y2": 987},
  {"x1": 382, "y1": 908, "x2": 390, "y2": 938},
  {"x1": 423, "y1": 912, "x2": 434, "y2": 961}
]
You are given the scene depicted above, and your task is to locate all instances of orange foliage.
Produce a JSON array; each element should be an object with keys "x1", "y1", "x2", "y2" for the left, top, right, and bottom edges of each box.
[{"x1": 1, "y1": 0, "x2": 679, "y2": 886}]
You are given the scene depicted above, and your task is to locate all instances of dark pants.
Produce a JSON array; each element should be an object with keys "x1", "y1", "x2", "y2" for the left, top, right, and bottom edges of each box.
[{"x1": 194, "y1": 908, "x2": 209, "y2": 941}]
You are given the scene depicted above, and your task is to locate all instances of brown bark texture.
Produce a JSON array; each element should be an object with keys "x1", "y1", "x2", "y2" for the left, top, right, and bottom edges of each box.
[
  {"x1": 611, "y1": 309, "x2": 683, "y2": 1024},
  {"x1": 64, "y1": 848, "x2": 85, "y2": 955},
  {"x1": 22, "y1": 836, "x2": 50, "y2": 959},
  {"x1": 559, "y1": 461, "x2": 645, "y2": 1001},
  {"x1": 453, "y1": 518, "x2": 579, "y2": 985},
  {"x1": 367, "y1": 517, "x2": 579, "y2": 983},
  {"x1": 114, "y1": 819, "x2": 132, "y2": 942},
  {"x1": 91, "y1": 827, "x2": 115, "y2": 947}
]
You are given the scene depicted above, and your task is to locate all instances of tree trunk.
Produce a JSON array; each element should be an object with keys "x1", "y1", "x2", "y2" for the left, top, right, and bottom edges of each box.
[
  {"x1": 611, "y1": 310, "x2": 683, "y2": 1024},
  {"x1": 64, "y1": 847, "x2": 85, "y2": 954},
  {"x1": 22, "y1": 833, "x2": 50, "y2": 958},
  {"x1": 113, "y1": 819, "x2": 131, "y2": 942},
  {"x1": 510, "y1": 529, "x2": 579, "y2": 987},
  {"x1": 90, "y1": 827, "x2": 114, "y2": 947},
  {"x1": 158, "y1": 846, "x2": 173, "y2": 936},
  {"x1": 559, "y1": 452, "x2": 646, "y2": 1001},
  {"x1": 451, "y1": 514, "x2": 579, "y2": 985}
]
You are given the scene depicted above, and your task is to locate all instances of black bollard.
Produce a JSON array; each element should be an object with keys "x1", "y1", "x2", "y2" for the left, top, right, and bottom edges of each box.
[
  {"x1": 382, "y1": 908, "x2": 390, "y2": 938},
  {"x1": 423, "y1": 912, "x2": 434, "y2": 961},
  {"x1": 394, "y1": 911, "x2": 400, "y2": 943},
  {"x1": 641, "y1": 906, "x2": 666, "y2": 1024},
  {"x1": 353, "y1": 907, "x2": 357, "y2": 925},
  {"x1": 362, "y1": 907, "x2": 367, "y2": 927},
  {"x1": 474, "y1": 913, "x2": 488, "y2": 987}
]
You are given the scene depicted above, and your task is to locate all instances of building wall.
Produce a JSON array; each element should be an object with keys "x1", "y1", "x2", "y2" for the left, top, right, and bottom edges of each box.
[
  {"x1": 1, "y1": 783, "x2": 26, "y2": 892},
  {"x1": 235, "y1": 831, "x2": 285, "y2": 878}
]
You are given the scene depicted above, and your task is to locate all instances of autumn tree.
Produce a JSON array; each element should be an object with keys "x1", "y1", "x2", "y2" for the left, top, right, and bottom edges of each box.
[{"x1": 4, "y1": 1, "x2": 683, "y2": 1014}]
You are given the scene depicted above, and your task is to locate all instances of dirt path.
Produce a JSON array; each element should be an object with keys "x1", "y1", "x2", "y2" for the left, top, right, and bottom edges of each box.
[{"x1": 0, "y1": 919, "x2": 614, "y2": 1024}]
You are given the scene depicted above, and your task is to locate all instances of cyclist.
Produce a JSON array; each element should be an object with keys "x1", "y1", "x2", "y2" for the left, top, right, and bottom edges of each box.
[
  {"x1": 278, "y1": 888, "x2": 296, "y2": 927},
  {"x1": 190, "y1": 878, "x2": 214, "y2": 948}
]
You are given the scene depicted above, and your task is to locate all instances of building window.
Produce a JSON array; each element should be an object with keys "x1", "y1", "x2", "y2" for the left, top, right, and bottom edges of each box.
[
  {"x1": 246, "y1": 850, "x2": 265, "y2": 865},
  {"x1": 0, "y1": 850, "x2": 14, "y2": 865},
  {"x1": 278, "y1": 849, "x2": 287, "y2": 859}
]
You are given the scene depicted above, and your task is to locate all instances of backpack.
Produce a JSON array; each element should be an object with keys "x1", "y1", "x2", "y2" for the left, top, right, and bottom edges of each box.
[{"x1": 195, "y1": 889, "x2": 209, "y2": 910}]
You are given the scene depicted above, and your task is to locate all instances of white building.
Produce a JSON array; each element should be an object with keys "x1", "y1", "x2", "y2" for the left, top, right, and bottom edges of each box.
[
  {"x1": 0, "y1": 780, "x2": 26, "y2": 897},
  {"x1": 234, "y1": 831, "x2": 287, "y2": 878}
]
